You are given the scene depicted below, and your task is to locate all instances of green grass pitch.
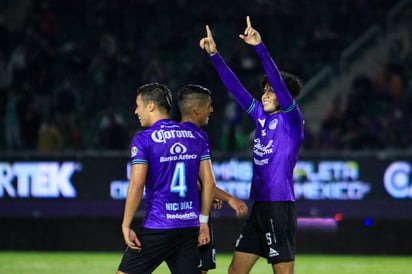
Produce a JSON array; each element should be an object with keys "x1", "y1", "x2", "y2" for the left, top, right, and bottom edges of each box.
[{"x1": 0, "y1": 252, "x2": 410, "y2": 274}]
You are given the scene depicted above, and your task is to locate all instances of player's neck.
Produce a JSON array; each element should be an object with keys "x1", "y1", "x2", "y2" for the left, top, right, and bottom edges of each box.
[
  {"x1": 150, "y1": 113, "x2": 170, "y2": 125},
  {"x1": 181, "y1": 117, "x2": 200, "y2": 128}
]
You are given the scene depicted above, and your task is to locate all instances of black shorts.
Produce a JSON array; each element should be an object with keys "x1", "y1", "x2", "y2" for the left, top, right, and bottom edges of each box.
[
  {"x1": 117, "y1": 227, "x2": 201, "y2": 274},
  {"x1": 234, "y1": 201, "x2": 297, "y2": 264},
  {"x1": 198, "y1": 218, "x2": 216, "y2": 271}
]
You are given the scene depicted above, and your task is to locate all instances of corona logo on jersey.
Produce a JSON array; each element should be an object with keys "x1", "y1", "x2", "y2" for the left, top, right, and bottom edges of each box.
[
  {"x1": 0, "y1": 162, "x2": 81, "y2": 198},
  {"x1": 384, "y1": 161, "x2": 412, "y2": 199},
  {"x1": 151, "y1": 129, "x2": 195, "y2": 143}
]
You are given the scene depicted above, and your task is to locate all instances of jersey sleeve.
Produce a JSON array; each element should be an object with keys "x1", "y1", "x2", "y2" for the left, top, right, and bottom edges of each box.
[
  {"x1": 254, "y1": 42, "x2": 294, "y2": 111},
  {"x1": 200, "y1": 136, "x2": 211, "y2": 162},
  {"x1": 130, "y1": 133, "x2": 148, "y2": 165},
  {"x1": 210, "y1": 53, "x2": 254, "y2": 112}
]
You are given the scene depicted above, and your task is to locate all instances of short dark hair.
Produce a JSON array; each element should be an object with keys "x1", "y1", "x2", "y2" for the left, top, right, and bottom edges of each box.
[
  {"x1": 178, "y1": 84, "x2": 211, "y2": 100},
  {"x1": 137, "y1": 82, "x2": 173, "y2": 113},
  {"x1": 261, "y1": 72, "x2": 303, "y2": 99},
  {"x1": 177, "y1": 84, "x2": 212, "y2": 115}
]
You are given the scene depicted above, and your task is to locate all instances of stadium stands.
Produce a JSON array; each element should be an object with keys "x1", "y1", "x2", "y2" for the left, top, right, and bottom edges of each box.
[{"x1": 0, "y1": 0, "x2": 409, "y2": 152}]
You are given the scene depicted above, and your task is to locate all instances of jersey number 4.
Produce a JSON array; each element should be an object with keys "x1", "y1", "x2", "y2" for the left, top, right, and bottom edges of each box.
[{"x1": 170, "y1": 162, "x2": 187, "y2": 198}]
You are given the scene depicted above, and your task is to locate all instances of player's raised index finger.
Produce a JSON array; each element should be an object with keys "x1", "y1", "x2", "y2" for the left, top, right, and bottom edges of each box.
[
  {"x1": 206, "y1": 25, "x2": 212, "y2": 37},
  {"x1": 246, "y1": 16, "x2": 251, "y2": 28}
]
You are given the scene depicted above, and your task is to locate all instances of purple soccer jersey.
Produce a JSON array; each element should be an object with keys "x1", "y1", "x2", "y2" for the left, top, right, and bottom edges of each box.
[
  {"x1": 130, "y1": 119, "x2": 211, "y2": 229},
  {"x1": 181, "y1": 122, "x2": 209, "y2": 148},
  {"x1": 210, "y1": 43, "x2": 304, "y2": 202}
]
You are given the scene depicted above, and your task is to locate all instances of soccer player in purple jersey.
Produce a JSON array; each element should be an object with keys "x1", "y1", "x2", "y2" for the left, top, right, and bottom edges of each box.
[
  {"x1": 116, "y1": 83, "x2": 216, "y2": 274},
  {"x1": 178, "y1": 84, "x2": 249, "y2": 273},
  {"x1": 200, "y1": 17, "x2": 304, "y2": 274}
]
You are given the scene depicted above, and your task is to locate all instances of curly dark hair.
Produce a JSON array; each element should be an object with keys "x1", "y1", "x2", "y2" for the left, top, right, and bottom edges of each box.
[{"x1": 261, "y1": 72, "x2": 303, "y2": 99}]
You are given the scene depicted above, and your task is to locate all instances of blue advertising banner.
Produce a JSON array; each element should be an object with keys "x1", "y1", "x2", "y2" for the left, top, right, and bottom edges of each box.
[{"x1": 1, "y1": 152, "x2": 412, "y2": 219}]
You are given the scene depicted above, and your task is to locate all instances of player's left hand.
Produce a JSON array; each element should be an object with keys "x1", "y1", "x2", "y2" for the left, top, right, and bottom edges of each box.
[
  {"x1": 122, "y1": 226, "x2": 142, "y2": 251},
  {"x1": 239, "y1": 16, "x2": 261, "y2": 46},
  {"x1": 198, "y1": 223, "x2": 210, "y2": 246}
]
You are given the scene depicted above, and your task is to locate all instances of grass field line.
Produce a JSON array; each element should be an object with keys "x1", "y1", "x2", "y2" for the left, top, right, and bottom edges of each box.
[{"x1": 0, "y1": 252, "x2": 411, "y2": 274}]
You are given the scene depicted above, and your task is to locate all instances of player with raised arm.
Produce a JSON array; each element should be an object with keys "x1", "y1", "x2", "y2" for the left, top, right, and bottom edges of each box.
[
  {"x1": 116, "y1": 82, "x2": 216, "y2": 274},
  {"x1": 200, "y1": 17, "x2": 304, "y2": 274}
]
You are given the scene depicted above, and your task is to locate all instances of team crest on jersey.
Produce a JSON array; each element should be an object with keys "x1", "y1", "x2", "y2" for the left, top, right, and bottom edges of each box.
[
  {"x1": 131, "y1": 146, "x2": 138, "y2": 157},
  {"x1": 269, "y1": 119, "x2": 278, "y2": 130}
]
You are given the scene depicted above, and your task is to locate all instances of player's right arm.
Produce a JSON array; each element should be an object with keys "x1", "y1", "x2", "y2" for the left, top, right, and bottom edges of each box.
[
  {"x1": 197, "y1": 159, "x2": 216, "y2": 246},
  {"x1": 200, "y1": 25, "x2": 254, "y2": 112},
  {"x1": 121, "y1": 163, "x2": 146, "y2": 251},
  {"x1": 242, "y1": 16, "x2": 293, "y2": 109},
  {"x1": 215, "y1": 187, "x2": 248, "y2": 217}
]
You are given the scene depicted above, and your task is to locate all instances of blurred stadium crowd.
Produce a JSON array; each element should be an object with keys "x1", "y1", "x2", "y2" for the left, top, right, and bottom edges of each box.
[{"x1": 0, "y1": 0, "x2": 411, "y2": 153}]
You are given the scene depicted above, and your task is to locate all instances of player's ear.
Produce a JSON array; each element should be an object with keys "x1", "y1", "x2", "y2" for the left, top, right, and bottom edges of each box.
[
  {"x1": 193, "y1": 105, "x2": 200, "y2": 115},
  {"x1": 147, "y1": 101, "x2": 155, "y2": 112}
]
